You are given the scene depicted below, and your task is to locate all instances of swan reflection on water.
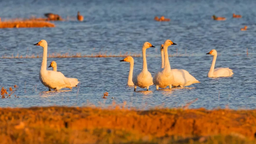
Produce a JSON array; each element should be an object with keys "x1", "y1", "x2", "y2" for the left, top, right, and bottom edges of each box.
[
  {"x1": 135, "y1": 90, "x2": 153, "y2": 95},
  {"x1": 40, "y1": 90, "x2": 72, "y2": 97}
]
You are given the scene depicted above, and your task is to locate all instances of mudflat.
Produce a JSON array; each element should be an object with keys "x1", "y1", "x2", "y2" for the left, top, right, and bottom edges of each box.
[
  {"x1": 0, "y1": 106, "x2": 256, "y2": 143},
  {"x1": 0, "y1": 19, "x2": 55, "y2": 28}
]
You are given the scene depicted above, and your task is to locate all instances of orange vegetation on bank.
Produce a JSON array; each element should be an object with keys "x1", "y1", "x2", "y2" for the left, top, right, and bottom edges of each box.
[
  {"x1": 0, "y1": 106, "x2": 256, "y2": 143},
  {"x1": 0, "y1": 18, "x2": 55, "y2": 28},
  {"x1": 1, "y1": 85, "x2": 18, "y2": 98}
]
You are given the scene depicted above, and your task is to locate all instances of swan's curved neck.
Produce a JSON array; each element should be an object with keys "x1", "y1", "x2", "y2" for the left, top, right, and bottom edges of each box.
[
  {"x1": 163, "y1": 45, "x2": 171, "y2": 71},
  {"x1": 53, "y1": 66, "x2": 57, "y2": 72},
  {"x1": 209, "y1": 54, "x2": 217, "y2": 76},
  {"x1": 161, "y1": 49, "x2": 164, "y2": 69},
  {"x1": 128, "y1": 60, "x2": 134, "y2": 85},
  {"x1": 142, "y1": 47, "x2": 148, "y2": 72},
  {"x1": 41, "y1": 45, "x2": 48, "y2": 72}
]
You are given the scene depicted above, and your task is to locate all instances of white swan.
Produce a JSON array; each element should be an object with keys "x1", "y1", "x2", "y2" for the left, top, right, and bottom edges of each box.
[
  {"x1": 120, "y1": 56, "x2": 134, "y2": 86},
  {"x1": 34, "y1": 40, "x2": 79, "y2": 91},
  {"x1": 207, "y1": 49, "x2": 233, "y2": 78},
  {"x1": 158, "y1": 44, "x2": 200, "y2": 88},
  {"x1": 48, "y1": 61, "x2": 57, "y2": 71},
  {"x1": 153, "y1": 39, "x2": 176, "y2": 90},
  {"x1": 133, "y1": 42, "x2": 154, "y2": 91},
  {"x1": 48, "y1": 61, "x2": 80, "y2": 88}
]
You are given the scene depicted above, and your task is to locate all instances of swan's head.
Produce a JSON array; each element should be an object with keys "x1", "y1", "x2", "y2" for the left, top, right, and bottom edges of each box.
[
  {"x1": 34, "y1": 40, "x2": 47, "y2": 48},
  {"x1": 160, "y1": 44, "x2": 164, "y2": 51},
  {"x1": 164, "y1": 39, "x2": 177, "y2": 47},
  {"x1": 143, "y1": 42, "x2": 155, "y2": 49},
  {"x1": 120, "y1": 56, "x2": 134, "y2": 63},
  {"x1": 207, "y1": 49, "x2": 217, "y2": 56},
  {"x1": 48, "y1": 61, "x2": 57, "y2": 68}
]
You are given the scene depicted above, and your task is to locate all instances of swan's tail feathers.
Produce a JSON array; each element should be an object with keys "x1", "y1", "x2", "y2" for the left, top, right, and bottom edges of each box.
[
  {"x1": 230, "y1": 69, "x2": 234, "y2": 76},
  {"x1": 195, "y1": 80, "x2": 200, "y2": 84},
  {"x1": 68, "y1": 78, "x2": 80, "y2": 87}
]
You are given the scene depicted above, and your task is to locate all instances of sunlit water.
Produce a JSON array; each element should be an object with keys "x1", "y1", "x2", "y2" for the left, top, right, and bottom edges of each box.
[{"x1": 1, "y1": 0, "x2": 256, "y2": 109}]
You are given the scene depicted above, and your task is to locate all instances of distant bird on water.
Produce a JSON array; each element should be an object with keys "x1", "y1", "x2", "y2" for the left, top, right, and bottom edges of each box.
[
  {"x1": 233, "y1": 13, "x2": 242, "y2": 18},
  {"x1": 240, "y1": 26, "x2": 247, "y2": 31},
  {"x1": 77, "y1": 11, "x2": 84, "y2": 21},
  {"x1": 212, "y1": 15, "x2": 226, "y2": 21},
  {"x1": 44, "y1": 13, "x2": 62, "y2": 21}
]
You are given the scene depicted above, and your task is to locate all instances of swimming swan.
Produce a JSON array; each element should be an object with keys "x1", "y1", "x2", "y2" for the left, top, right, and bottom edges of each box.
[
  {"x1": 34, "y1": 40, "x2": 79, "y2": 91},
  {"x1": 133, "y1": 42, "x2": 154, "y2": 91},
  {"x1": 48, "y1": 61, "x2": 79, "y2": 88},
  {"x1": 207, "y1": 49, "x2": 233, "y2": 78},
  {"x1": 153, "y1": 39, "x2": 176, "y2": 90},
  {"x1": 120, "y1": 56, "x2": 134, "y2": 86},
  {"x1": 159, "y1": 44, "x2": 200, "y2": 88},
  {"x1": 48, "y1": 61, "x2": 57, "y2": 71}
]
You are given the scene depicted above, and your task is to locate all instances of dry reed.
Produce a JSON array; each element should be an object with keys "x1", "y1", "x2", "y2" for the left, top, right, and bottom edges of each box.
[
  {"x1": 0, "y1": 17, "x2": 55, "y2": 28},
  {"x1": 1, "y1": 85, "x2": 18, "y2": 98},
  {"x1": 0, "y1": 106, "x2": 255, "y2": 143}
]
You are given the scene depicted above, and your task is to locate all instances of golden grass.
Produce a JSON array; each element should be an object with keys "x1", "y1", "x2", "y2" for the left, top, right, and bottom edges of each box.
[
  {"x1": 0, "y1": 106, "x2": 256, "y2": 143},
  {"x1": 1, "y1": 85, "x2": 18, "y2": 98},
  {"x1": 0, "y1": 17, "x2": 55, "y2": 28}
]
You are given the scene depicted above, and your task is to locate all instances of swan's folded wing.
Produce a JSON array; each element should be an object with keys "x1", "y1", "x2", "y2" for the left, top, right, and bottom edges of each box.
[
  {"x1": 134, "y1": 71, "x2": 153, "y2": 87},
  {"x1": 172, "y1": 69, "x2": 199, "y2": 86},
  {"x1": 214, "y1": 68, "x2": 233, "y2": 77},
  {"x1": 47, "y1": 71, "x2": 71, "y2": 86},
  {"x1": 66, "y1": 78, "x2": 79, "y2": 87}
]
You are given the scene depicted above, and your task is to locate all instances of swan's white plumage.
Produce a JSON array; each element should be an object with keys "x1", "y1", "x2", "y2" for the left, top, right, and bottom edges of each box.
[
  {"x1": 133, "y1": 42, "x2": 154, "y2": 91},
  {"x1": 172, "y1": 69, "x2": 200, "y2": 87},
  {"x1": 35, "y1": 40, "x2": 79, "y2": 90},
  {"x1": 120, "y1": 56, "x2": 134, "y2": 86},
  {"x1": 48, "y1": 61, "x2": 79, "y2": 88},
  {"x1": 154, "y1": 41, "x2": 199, "y2": 88},
  {"x1": 207, "y1": 49, "x2": 233, "y2": 78},
  {"x1": 153, "y1": 40, "x2": 175, "y2": 89},
  {"x1": 160, "y1": 47, "x2": 199, "y2": 87}
]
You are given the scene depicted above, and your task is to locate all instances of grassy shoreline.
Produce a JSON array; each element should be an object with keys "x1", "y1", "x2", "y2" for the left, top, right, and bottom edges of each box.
[
  {"x1": 0, "y1": 18, "x2": 55, "y2": 28},
  {"x1": 0, "y1": 106, "x2": 256, "y2": 143}
]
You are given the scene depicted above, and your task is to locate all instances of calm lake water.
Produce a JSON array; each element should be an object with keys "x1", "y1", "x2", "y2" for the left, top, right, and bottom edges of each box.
[{"x1": 1, "y1": 0, "x2": 256, "y2": 109}]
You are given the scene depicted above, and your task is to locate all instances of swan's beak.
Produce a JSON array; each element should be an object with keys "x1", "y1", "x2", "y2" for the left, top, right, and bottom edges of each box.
[
  {"x1": 172, "y1": 43, "x2": 177, "y2": 45},
  {"x1": 151, "y1": 45, "x2": 155, "y2": 48},
  {"x1": 34, "y1": 43, "x2": 39, "y2": 46},
  {"x1": 206, "y1": 52, "x2": 210, "y2": 55},
  {"x1": 120, "y1": 60, "x2": 125, "y2": 62},
  {"x1": 48, "y1": 65, "x2": 52, "y2": 68}
]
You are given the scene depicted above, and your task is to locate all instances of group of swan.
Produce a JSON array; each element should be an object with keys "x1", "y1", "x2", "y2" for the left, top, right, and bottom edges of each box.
[
  {"x1": 121, "y1": 39, "x2": 233, "y2": 91},
  {"x1": 34, "y1": 40, "x2": 79, "y2": 91},
  {"x1": 33, "y1": 39, "x2": 233, "y2": 92}
]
